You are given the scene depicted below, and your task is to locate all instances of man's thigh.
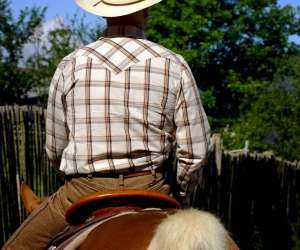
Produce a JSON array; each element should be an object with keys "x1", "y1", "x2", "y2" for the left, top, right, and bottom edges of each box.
[{"x1": 3, "y1": 193, "x2": 68, "y2": 250}]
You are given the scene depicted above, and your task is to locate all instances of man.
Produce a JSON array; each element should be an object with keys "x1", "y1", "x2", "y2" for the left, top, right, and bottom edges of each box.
[{"x1": 3, "y1": 0, "x2": 210, "y2": 249}]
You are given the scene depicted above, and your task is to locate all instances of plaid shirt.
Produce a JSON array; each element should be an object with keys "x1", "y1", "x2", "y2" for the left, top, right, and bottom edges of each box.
[{"x1": 46, "y1": 25, "x2": 210, "y2": 194}]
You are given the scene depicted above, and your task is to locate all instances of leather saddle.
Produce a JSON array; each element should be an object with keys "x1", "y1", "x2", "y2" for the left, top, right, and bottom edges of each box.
[{"x1": 48, "y1": 189, "x2": 180, "y2": 249}]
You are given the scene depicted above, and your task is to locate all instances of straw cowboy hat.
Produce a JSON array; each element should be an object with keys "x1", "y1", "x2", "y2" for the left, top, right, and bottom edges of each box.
[{"x1": 75, "y1": 0, "x2": 162, "y2": 17}]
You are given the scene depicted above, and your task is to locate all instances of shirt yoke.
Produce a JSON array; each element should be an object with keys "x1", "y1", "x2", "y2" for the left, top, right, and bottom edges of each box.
[{"x1": 58, "y1": 38, "x2": 188, "y2": 76}]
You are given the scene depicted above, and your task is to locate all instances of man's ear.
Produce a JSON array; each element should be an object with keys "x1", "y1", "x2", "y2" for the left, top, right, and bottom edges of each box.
[
  {"x1": 143, "y1": 8, "x2": 149, "y2": 19},
  {"x1": 142, "y1": 8, "x2": 150, "y2": 28}
]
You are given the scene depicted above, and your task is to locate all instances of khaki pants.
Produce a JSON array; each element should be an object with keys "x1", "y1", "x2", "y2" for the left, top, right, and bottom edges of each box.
[{"x1": 3, "y1": 173, "x2": 168, "y2": 250}]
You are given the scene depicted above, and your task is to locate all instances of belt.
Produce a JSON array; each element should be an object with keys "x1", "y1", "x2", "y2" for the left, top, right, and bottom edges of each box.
[{"x1": 64, "y1": 168, "x2": 163, "y2": 181}]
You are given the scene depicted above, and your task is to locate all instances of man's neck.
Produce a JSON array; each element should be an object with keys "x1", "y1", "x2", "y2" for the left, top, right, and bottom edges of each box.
[{"x1": 103, "y1": 25, "x2": 146, "y2": 39}]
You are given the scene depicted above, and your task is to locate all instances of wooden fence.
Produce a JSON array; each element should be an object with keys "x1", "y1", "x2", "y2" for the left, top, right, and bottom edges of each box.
[
  {"x1": 0, "y1": 106, "x2": 299, "y2": 249},
  {"x1": 0, "y1": 106, "x2": 61, "y2": 247},
  {"x1": 196, "y1": 137, "x2": 300, "y2": 250}
]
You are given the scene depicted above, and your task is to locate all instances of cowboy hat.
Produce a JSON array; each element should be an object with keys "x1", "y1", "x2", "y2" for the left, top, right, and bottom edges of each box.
[{"x1": 75, "y1": 0, "x2": 162, "y2": 17}]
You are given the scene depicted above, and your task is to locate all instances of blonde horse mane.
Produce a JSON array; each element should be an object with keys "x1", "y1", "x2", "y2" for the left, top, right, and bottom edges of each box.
[{"x1": 148, "y1": 208, "x2": 231, "y2": 250}]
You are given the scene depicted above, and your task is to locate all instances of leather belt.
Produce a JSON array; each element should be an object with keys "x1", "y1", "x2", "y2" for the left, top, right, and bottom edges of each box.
[{"x1": 65, "y1": 168, "x2": 163, "y2": 181}]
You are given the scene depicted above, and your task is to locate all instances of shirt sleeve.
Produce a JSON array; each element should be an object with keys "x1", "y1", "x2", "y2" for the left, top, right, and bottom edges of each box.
[
  {"x1": 174, "y1": 62, "x2": 211, "y2": 198},
  {"x1": 45, "y1": 65, "x2": 68, "y2": 167}
]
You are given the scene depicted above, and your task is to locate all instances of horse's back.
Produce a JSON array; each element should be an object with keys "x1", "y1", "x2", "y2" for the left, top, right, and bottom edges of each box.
[
  {"x1": 79, "y1": 210, "x2": 170, "y2": 250},
  {"x1": 78, "y1": 208, "x2": 240, "y2": 250}
]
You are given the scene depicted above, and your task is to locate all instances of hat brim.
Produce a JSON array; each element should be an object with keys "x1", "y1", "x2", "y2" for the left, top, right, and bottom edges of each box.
[{"x1": 75, "y1": 0, "x2": 162, "y2": 17}]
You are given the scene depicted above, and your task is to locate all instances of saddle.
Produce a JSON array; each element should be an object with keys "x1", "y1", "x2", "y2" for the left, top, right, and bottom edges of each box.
[{"x1": 48, "y1": 190, "x2": 180, "y2": 249}]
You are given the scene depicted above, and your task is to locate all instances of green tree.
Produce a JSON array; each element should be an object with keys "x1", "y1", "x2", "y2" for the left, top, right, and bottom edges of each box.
[
  {"x1": 0, "y1": 0, "x2": 46, "y2": 104},
  {"x1": 223, "y1": 55, "x2": 300, "y2": 161},
  {"x1": 146, "y1": 0, "x2": 300, "y2": 128}
]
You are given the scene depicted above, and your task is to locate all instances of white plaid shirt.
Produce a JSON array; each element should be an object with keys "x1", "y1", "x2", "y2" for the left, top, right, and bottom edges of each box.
[{"x1": 46, "y1": 25, "x2": 210, "y2": 193}]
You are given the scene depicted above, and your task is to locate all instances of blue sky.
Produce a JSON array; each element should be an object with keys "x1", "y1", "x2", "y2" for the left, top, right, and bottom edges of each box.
[
  {"x1": 11, "y1": 0, "x2": 102, "y2": 25},
  {"x1": 278, "y1": 0, "x2": 299, "y2": 6},
  {"x1": 10, "y1": 0, "x2": 299, "y2": 25}
]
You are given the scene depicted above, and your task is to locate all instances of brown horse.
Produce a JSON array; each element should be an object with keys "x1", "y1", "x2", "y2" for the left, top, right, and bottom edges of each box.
[{"x1": 21, "y1": 183, "x2": 239, "y2": 250}]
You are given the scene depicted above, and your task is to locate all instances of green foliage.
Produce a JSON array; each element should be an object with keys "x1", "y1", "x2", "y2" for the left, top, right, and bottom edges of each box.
[
  {"x1": 222, "y1": 55, "x2": 300, "y2": 161},
  {"x1": 0, "y1": 0, "x2": 46, "y2": 104},
  {"x1": 67, "y1": 14, "x2": 104, "y2": 44},
  {"x1": 146, "y1": 0, "x2": 300, "y2": 127}
]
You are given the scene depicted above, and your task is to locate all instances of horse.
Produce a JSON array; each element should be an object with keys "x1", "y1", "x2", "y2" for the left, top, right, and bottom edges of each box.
[{"x1": 20, "y1": 183, "x2": 239, "y2": 250}]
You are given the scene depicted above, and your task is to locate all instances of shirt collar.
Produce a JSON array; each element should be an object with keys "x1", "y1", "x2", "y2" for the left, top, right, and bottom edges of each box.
[{"x1": 102, "y1": 25, "x2": 146, "y2": 39}]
